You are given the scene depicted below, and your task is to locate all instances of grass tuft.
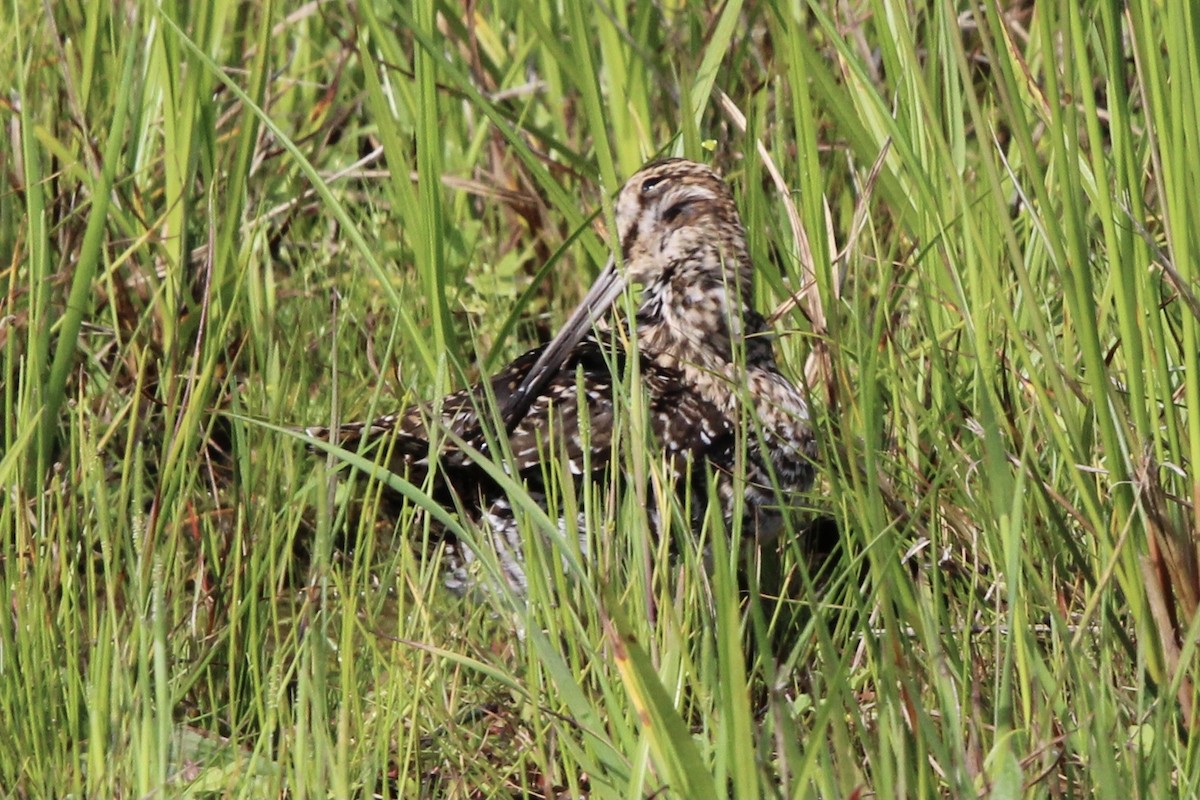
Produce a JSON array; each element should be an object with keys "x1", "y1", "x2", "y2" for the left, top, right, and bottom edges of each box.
[{"x1": 3, "y1": 1, "x2": 1199, "y2": 796}]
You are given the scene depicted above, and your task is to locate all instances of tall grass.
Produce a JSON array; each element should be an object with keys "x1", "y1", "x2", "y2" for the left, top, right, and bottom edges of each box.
[{"x1": 2, "y1": 0, "x2": 1198, "y2": 796}]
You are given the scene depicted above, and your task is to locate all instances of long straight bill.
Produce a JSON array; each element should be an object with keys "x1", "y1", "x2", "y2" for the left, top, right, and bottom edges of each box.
[{"x1": 503, "y1": 257, "x2": 626, "y2": 430}]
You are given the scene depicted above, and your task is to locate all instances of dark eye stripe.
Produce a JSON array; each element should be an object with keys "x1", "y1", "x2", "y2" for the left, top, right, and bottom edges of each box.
[
  {"x1": 661, "y1": 200, "x2": 690, "y2": 224},
  {"x1": 620, "y1": 219, "x2": 639, "y2": 260}
]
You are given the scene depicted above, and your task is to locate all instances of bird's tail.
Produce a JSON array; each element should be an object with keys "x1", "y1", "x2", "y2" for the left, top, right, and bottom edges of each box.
[{"x1": 304, "y1": 414, "x2": 440, "y2": 462}]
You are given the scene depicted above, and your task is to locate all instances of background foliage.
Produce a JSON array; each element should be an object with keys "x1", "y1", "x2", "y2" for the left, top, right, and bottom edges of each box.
[{"x1": 2, "y1": 0, "x2": 1199, "y2": 796}]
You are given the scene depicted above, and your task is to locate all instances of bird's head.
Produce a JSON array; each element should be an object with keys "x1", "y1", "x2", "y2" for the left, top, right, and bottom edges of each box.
[{"x1": 614, "y1": 158, "x2": 750, "y2": 289}]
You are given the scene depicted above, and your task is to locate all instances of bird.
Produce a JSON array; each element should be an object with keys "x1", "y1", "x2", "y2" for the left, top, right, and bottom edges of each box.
[{"x1": 307, "y1": 158, "x2": 816, "y2": 596}]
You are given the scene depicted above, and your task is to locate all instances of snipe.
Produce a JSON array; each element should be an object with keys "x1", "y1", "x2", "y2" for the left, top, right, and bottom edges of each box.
[{"x1": 308, "y1": 158, "x2": 816, "y2": 594}]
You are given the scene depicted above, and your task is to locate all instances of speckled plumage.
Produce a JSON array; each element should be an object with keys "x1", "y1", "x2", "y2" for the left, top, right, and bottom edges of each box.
[{"x1": 308, "y1": 158, "x2": 816, "y2": 595}]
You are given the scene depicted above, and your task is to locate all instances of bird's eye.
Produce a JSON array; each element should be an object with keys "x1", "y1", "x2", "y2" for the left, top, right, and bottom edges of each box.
[{"x1": 640, "y1": 176, "x2": 666, "y2": 194}]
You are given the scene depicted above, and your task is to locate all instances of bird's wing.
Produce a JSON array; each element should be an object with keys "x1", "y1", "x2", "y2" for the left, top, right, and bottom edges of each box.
[
  {"x1": 503, "y1": 339, "x2": 735, "y2": 479},
  {"x1": 304, "y1": 347, "x2": 544, "y2": 468},
  {"x1": 307, "y1": 338, "x2": 732, "y2": 490}
]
